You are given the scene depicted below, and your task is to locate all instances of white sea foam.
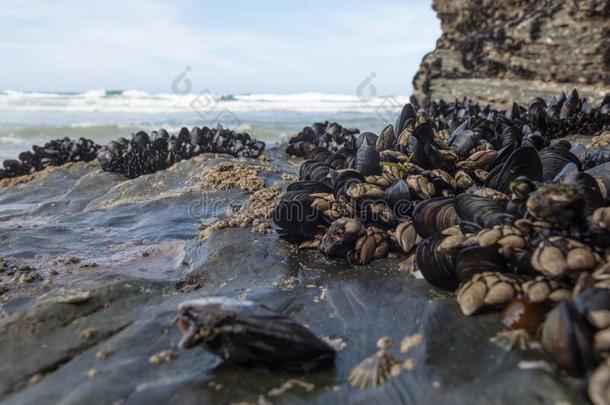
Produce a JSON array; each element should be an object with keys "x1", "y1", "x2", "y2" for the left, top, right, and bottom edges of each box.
[
  {"x1": 0, "y1": 136, "x2": 33, "y2": 146},
  {"x1": 0, "y1": 90, "x2": 408, "y2": 114}
]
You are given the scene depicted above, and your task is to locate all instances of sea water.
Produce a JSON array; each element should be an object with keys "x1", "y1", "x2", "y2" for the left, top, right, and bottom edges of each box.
[{"x1": 0, "y1": 90, "x2": 409, "y2": 161}]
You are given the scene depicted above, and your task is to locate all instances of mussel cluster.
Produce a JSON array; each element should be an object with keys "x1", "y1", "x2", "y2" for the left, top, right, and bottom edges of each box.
[
  {"x1": 97, "y1": 125, "x2": 265, "y2": 178},
  {"x1": 424, "y1": 89, "x2": 610, "y2": 143},
  {"x1": 274, "y1": 90, "x2": 610, "y2": 400},
  {"x1": 286, "y1": 90, "x2": 610, "y2": 160},
  {"x1": 1, "y1": 125, "x2": 266, "y2": 181},
  {"x1": 285, "y1": 121, "x2": 360, "y2": 157},
  {"x1": 0, "y1": 137, "x2": 100, "y2": 180}
]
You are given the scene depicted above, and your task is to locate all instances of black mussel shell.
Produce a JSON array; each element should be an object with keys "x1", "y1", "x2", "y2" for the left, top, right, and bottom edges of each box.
[
  {"x1": 355, "y1": 132, "x2": 379, "y2": 150},
  {"x1": 560, "y1": 89, "x2": 579, "y2": 120},
  {"x1": 286, "y1": 141, "x2": 315, "y2": 157},
  {"x1": 448, "y1": 120, "x2": 481, "y2": 157},
  {"x1": 177, "y1": 127, "x2": 191, "y2": 143},
  {"x1": 286, "y1": 181, "x2": 333, "y2": 194},
  {"x1": 325, "y1": 147, "x2": 355, "y2": 170},
  {"x1": 354, "y1": 137, "x2": 381, "y2": 176},
  {"x1": 416, "y1": 235, "x2": 458, "y2": 291},
  {"x1": 155, "y1": 129, "x2": 169, "y2": 140},
  {"x1": 514, "y1": 250, "x2": 537, "y2": 275},
  {"x1": 151, "y1": 134, "x2": 168, "y2": 152},
  {"x1": 528, "y1": 98, "x2": 548, "y2": 133},
  {"x1": 295, "y1": 126, "x2": 316, "y2": 143},
  {"x1": 413, "y1": 197, "x2": 458, "y2": 238},
  {"x1": 298, "y1": 160, "x2": 315, "y2": 180},
  {"x1": 273, "y1": 191, "x2": 325, "y2": 241},
  {"x1": 584, "y1": 146, "x2": 610, "y2": 170},
  {"x1": 485, "y1": 147, "x2": 542, "y2": 194},
  {"x1": 376, "y1": 124, "x2": 396, "y2": 152},
  {"x1": 332, "y1": 169, "x2": 365, "y2": 199},
  {"x1": 499, "y1": 125, "x2": 521, "y2": 149},
  {"x1": 176, "y1": 297, "x2": 336, "y2": 372},
  {"x1": 18, "y1": 151, "x2": 37, "y2": 168},
  {"x1": 3, "y1": 159, "x2": 27, "y2": 176},
  {"x1": 541, "y1": 301, "x2": 596, "y2": 377},
  {"x1": 455, "y1": 194, "x2": 513, "y2": 229},
  {"x1": 455, "y1": 245, "x2": 507, "y2": 283},
  {"x1": 552, "y1": 162, "x2": 579, "y2": 184},
  {"x1": 505, "y1": 102, "x2": 525, "y2": 121},
  {"x1": 565, "y1": 172, "x2": 604, "y2": 215},
  {"x1": 539, "y1": 145, "x2": 582, "y2": 182},
  {"x1": 411, "y1": 121, "x2": 438, "y2": 169},
  {"x1": 311, "y1": 123, "x2": 326, "y2": 136},
  {"x1": 570, "y1": 143, "x2": 587, "y2": 163},
  {"x1": 574, "y1": 288, "x2": 610, "y2": 329},
  {"x1": 309, "y1": 164, "x2": 333, "y2": 187},
  {"x1": 489, "y1": 144, "x2": 515, "y2": 169},
  {"x1": 394, "y1": 103, "x2": 417, "y2": 136},
  {"x1": 586, "y1": 162, "x2": 610, "y2": 198},
  {"x1": 190, "y1": 127, "x2": 204, "y2": 146},
  {"x1": 385, "y1": 179, "x2": 413, "y2": 219},
  {"x1": 306, "y1": 147, "x2": 332, "y2": 162},
  {"x1": 520, "y1": 133, "x2": 548, "y2": 150},
  {"x1": 299, "y1": 161, "x2": 332, "y2": 187},
  {"x1": 132, "y1": 131, "x2": 151, "y2": 148}
]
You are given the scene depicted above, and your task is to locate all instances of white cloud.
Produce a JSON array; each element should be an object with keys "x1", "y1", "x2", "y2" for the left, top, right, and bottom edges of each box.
[
  {"x1": 0, "y1": 0, "x2": 257, "y2": 90},
  {"x1": 0, "y1": 0, "x2": 440, "y2": 94}
]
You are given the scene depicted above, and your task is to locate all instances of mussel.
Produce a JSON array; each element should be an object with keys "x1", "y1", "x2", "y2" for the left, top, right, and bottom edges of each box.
[
  {"x1": 541, "y1": 301, "x2": 596, "y2": 377},
  {"x1": 412, "y1": 197, "x2": 458, "y2": 238},
  {"x1": 484, "y1": 147, "x2": 542, "y2": 194},
  {"x1": 416, "y1": 235, "x2": 458, "y2": 291},
  {"x1": 175, "y1": 297, "x2": 336, "y2": 372}
]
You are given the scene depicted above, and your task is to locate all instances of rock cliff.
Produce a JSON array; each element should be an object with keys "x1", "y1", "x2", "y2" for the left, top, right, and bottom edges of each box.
[{"x1": 412, "y1": 0, "x2": 610, "y2": 108}]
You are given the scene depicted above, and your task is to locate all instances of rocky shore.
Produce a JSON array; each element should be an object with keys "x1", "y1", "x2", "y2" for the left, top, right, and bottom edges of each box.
[
  {"x1": 4, "y1": 120, "x2": 601, "y2": 405},
  {"x1": 2, "y1": 2, "x2": 610, "y2": 396}
]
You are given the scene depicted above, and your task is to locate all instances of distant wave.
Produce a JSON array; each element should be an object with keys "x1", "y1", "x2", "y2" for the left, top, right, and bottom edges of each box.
[{"x1": 0, "y1": 90, "x2": 409, "y2": 114}]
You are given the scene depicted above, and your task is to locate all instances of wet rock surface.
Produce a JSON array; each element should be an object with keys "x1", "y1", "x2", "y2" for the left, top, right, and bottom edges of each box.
[
  {"x1": 0, "y1": 149, "x2": 584, "y2": 404},
  {"x1": 412, "y1": 0, "x2": 610, "y2": 108}
]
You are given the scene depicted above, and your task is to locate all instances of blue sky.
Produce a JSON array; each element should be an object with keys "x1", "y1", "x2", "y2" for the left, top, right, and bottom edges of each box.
[{"x1": 0, "y1": 0, "x2": 440, "y2": 95}]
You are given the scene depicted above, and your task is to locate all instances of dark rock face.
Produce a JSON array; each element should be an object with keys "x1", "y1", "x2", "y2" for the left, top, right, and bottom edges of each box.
[
  {"x1": 0, "y1": 153, "x2": 582, "y2": 404},
  {"x1": 412, "y1": 0, "x2": 610, "y2": 108}
]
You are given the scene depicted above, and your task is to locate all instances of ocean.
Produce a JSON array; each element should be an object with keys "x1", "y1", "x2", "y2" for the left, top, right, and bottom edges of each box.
[{"x1": 0, "y1": 90, "x2": 410, "y2": 162}]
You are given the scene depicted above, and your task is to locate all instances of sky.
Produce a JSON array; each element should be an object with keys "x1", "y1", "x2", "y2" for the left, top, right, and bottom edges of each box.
[{"x1": 0, "y1": 0, "x2": 440, "y2": 96}]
